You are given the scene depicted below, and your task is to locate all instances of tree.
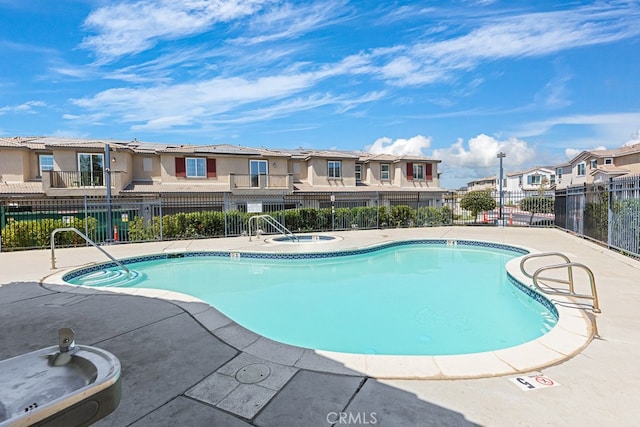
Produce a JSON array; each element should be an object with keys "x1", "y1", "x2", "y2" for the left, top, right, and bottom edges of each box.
[
  {"x1": 460, "y1": 191, "x2": 496, "y2": 223},
  {"x1": 520, "y1": 196, "x2": 554, "y2": 225}
]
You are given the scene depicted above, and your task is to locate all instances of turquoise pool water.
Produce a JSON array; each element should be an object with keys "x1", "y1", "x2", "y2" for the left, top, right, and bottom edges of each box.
[{"x1": 65, "y1": 242, "x2": 557, "y2": 355}]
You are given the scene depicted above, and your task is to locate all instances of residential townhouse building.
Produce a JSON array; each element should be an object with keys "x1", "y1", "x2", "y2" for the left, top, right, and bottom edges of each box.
[
  {"x1": 504, "y1": 167, "x2": 555, "y2": 192},
  {"x1": 0, "y1": 136, "x2": 445, "y2": 212},
  {"x1": 554, "y1": 143, "x2": 640, "y2": 189},
  {"x1": 466, "y1": 175, "x2": 496, "y2": 191}
]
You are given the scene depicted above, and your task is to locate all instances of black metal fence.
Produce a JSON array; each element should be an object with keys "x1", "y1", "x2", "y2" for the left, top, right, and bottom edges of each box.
[
  {"x1": 554, "y1": 175, "x2": 640, "y2": 258},
  {"x1": 447, "y1": 189, "x2": 555, "y2": 226},
  {"x1": 0, "y1": 192, "x2": 446, "y2": 251},
  {"x1": 2, "y1": 181, "x2": 637, "y2": 257}
]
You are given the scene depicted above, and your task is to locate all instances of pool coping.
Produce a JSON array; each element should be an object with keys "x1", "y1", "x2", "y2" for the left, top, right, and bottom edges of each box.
[{"x1": 41, "y1": 238, "x2": 595, "y2": 380}]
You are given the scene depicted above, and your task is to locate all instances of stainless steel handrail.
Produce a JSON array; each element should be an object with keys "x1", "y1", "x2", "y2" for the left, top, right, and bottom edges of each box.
[
  {"x1": 248, "y1": 215, "x2": 297, "y2": 242},
  {"x1": 520, "y1": 251, "x2": 600, "y2": 314},
  {"x1": 520, "y1": 252, "x2": 574, "y2": 291},
  {"x1": 532, "y1": 262, "x2": 601, "y2": 314},
  {"x1": 51, "y1": 227, "x2": 130, "y2": 273}
]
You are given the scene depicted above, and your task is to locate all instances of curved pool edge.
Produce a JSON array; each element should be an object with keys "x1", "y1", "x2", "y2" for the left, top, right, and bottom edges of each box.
[{"x1": 41, "y1": 239, "x2": 595, "y2": 380}]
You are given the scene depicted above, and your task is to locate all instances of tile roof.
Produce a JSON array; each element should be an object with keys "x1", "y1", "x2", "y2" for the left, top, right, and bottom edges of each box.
[
  {"x1": 591, "y1": 142, "x2": 640, "y2": 157},
  {"x1": 0, "y1": 181, "x2": 44, "y2": 195},
  {"x1": 0, "y1": 136, "x2": 439, "y2": 162}
]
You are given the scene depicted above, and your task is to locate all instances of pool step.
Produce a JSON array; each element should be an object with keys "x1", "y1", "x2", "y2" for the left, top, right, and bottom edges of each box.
[{"x1": 79, "y1": 269, "x2": 143, "y2": 287}]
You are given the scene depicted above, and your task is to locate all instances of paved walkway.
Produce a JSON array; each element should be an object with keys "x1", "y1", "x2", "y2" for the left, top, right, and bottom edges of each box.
[{"x1": 1, "y1": 227, "x2": 639, "y2": 426}]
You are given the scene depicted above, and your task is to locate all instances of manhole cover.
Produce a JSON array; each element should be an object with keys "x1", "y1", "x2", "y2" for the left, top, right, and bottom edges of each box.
[{"x1": 235, "y1": 364, "x2": 270, "y2": 384}]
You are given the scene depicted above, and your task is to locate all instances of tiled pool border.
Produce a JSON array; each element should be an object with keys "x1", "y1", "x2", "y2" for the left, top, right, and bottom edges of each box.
[{"x1": 63, "y1": 238, "x2": 528, "y2": 279}]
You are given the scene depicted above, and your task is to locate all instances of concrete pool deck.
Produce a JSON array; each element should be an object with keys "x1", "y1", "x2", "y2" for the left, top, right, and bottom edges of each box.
[{"x1": 1, "y1": 227, "x2": 639, "y2": 426}]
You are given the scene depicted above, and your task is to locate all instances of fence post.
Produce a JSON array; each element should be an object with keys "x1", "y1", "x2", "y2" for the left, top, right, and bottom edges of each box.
[
  {"x1": 159, "y1": 194, "x2": 163, "y2": 241},
  {"x1": 331, "y1": 193, "x2": 335, "y2": 231},
  {"x1": 607, "y1": 177, "x2": 613, "y2": 249},
  {"x1": 223, "y1": 192, "x2": 228, "y2": 237},
  {"x1": 376, "y1": 191, "x2": 379, "y2": 229},
  {"x1": 84, "y1": 195, "x2": 89, "y2": 246}
]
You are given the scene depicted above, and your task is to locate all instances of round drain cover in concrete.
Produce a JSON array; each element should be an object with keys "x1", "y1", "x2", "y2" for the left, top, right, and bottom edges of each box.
[{"x1": 236, "y1": 364, "x2": 270, "y2": 384}]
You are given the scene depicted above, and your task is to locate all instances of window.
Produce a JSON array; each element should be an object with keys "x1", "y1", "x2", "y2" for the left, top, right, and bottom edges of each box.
[
  {"x1": 577, "y1": 162, "x2": 586, "y2": 176},
  {"x1": 518, "y1": 176, "x2": 523, "y2": 186},
  {"x1": 250, "y1": 159, "x2": 268, "y2": 187},
  {"x1": 142, "y1": 157, "x2": 153, "y2": 172},
  {"x1": 556, "y1": 167, "x2": 563, "y2": 178},
  {"x1": 550, "y1": 174, "x2": 556, "y2": 185},
  {"x1": 355, "y1": 164, "x2": 362, "y2": 181},
  {"x1": 590, "y1": 159, "x2": 597, "y2": 169},
  {"x1": 380, "y1": 164, "x2": 390, "y2": 180},
  {"x1": 604, "y1": 158, "x2": 614, "y2": 165},
  {"x1": 78, "y1": 153, "x2": 104, "y2": 186},
  {"x1": 186, "y1": 157, "x2": 206, "y2": 177},
  {"x1": 413, "y1": 164, "x2": 425, "y2": 180},
  {"x1": 39, "y1": 154, "x2": 53, "y2": 177},
  {"x1": 176, "y1": 157, "x2": 215, "y2": 178},
  {"x1": 328, "y1": 161, "x2": 341, "y2": 179},
  {"x1": 527, "y1": 175, "x2": 541, "y2": 185}
]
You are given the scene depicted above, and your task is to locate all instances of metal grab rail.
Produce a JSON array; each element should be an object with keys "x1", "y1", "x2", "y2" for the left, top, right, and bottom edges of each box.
[
  {"x1": 532, "y1": 262, "x2": 601, "y2": 313},
  {"x1": 520, "y1": 252, "x2": 600, "y2": 314},
  {"x1": 520, "y1": 252, "x2": 574, "y2": 292},
  {"x1": 248, "y1": 215, "x2": 297, "y2": 242},
  {"x1": 51, "y1": 227, "x2": 130, "y2": 273}
]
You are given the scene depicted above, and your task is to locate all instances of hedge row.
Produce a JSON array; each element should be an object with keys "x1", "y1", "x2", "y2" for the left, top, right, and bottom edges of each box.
[
  {"x1": 1, "y1": 217, "x2": 98, "y2": 249},
  {"x1": 127, "y1": 205, "x2": 453, "y2": 241}
]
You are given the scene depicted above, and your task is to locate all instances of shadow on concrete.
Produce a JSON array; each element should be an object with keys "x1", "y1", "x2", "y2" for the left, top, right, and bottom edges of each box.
[{"x1": 0, "y1": 282, "x2": 478, "y2": 427}]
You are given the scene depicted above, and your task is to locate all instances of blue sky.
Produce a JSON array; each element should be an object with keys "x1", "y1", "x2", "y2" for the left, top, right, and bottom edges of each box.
[{"x1": 1, "y1": 0, "x2": 639, "y2": 188}]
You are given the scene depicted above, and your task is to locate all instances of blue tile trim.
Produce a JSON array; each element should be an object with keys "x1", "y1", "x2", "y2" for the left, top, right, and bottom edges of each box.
[
  {"x1": 63, "y1": 239, "x2": 529, "y2": 279},
  {"x1": 507, "y1": 272, "x2": 559, "y2": 320}
]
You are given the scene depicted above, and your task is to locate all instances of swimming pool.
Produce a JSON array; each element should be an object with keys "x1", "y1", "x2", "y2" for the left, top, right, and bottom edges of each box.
[{"x1": 64, "y1": 240, "x2": 557, "y2": 356}]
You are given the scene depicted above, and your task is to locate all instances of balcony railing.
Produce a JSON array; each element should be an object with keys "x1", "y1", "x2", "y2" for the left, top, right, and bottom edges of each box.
[
  {"x1": 44, "y1": 170, "x2": 121, "y2": 190},
  {"x1": 229, "y1": 174, "x2": 293, "y2": 191}
]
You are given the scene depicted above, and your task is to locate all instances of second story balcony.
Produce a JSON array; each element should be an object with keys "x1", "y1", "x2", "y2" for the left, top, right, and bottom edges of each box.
[
  {"x1": 229, "y1": 173, "x2": 293, "y2": 194},
  {"x1": 43, "y1": 170, "x2": 123, "y2": 196}
]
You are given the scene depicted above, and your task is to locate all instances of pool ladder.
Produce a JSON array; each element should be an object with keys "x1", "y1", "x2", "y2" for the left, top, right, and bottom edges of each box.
[
  {"x1": 248, "y1": 215, "x2": 298, "y2": 242},
  {"x1": 520, "y1": 252, "x2": 601, "y2": 335},
  {"x1": 50, "y1": 227, "x2": 130, "y2": 274}
]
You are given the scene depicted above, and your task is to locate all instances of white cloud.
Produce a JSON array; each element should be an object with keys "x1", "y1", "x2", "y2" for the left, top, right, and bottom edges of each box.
[
  {"x1": 514, "y1": 112, "x2": 640, "y2": 155},
  {"x1": 0, "y1": 101, "x2": 46, "y2": 115},
  {"x1": 564, "y1": 146, "x2": 607, "y2": 160},
  {"x1": 72, "y1": 68, "x2": 384, "y2": 130},
  {"x1": 356, "y1": 3, "x2": 640, "y2": 87},
  {"x1": 81, "y1": 0, "x2": 270, "y2": 61},
  {"x1": 367, "y1": 135, "x2": 432, "y2": 156},
  {"x1": 230, "y1": 0, "x2": 351, "y2": 45},
  {"x1": 623, "y1": 130, "x2": 640, "y2": 147},
  {"x1": 433, "y1": 134, "x2": 536, "y2": 169}
]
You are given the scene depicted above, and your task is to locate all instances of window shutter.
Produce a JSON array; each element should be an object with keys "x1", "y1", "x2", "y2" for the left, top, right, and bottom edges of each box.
[
  {"x1": 206, "y1": 158, "x2": 217, "y2": 178},
  {"x1": 426, "y1": 163, "x2": 433, "y2": 180},
  {"x1": 527, "y1": 175, "x2": 532, "y2": 185},
  {"x1": 406, "y1": 163, "x2": 413, "y2": 181},
  {"x1": 175, "y1": 157, "x2": 186, "y2": 177}
]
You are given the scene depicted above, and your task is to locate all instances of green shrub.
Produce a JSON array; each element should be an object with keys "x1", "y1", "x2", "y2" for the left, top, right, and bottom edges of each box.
[
  {"x1": 389, "y1": 205, "x2": 415, "y2": 227},
  {"x1": 0, "y1": 217, "x2": 97, "y2": 249}
]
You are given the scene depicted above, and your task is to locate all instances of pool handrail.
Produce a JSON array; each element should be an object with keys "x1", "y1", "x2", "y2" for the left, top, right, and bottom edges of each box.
[
  {"x1": 520, "y1": 252, "x2": 600, "y2": 314},
  {"x1": 50, "y1": 227, "x2": 130, "y2": 274},
  {"x1": 248, "y1": 215, "x2": 298, "y2": 242}
]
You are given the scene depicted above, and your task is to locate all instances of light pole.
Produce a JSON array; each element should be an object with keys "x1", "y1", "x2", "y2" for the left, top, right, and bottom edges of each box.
[
  {"x1": 105, "y1": 143, "x2": 113, "y2": 242},
  {"x1": 497, "y1": 152, "x2": 506, "y2": 223}
]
